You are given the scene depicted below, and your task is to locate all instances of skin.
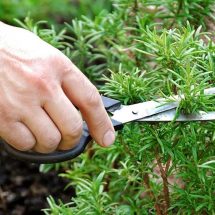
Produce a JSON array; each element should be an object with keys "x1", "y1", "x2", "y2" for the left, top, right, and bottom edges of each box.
[{"x1": 0, "y1": 22, "x2": 115, "y2": 153}]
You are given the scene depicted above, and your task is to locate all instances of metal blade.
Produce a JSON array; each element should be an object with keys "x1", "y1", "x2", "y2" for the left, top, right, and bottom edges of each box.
[
  {"x1": 138, "y1": 109, "x2": 215, "y2": 122},
  {"x1": 204, "y1": 87, "x2": 215, "y2": 95},
  {"x1": 110, "y1": 87, "x2": 215, "y2": 124},
  {"x1": 111, "y1": 100, "x2": 178, "y2": 124}
]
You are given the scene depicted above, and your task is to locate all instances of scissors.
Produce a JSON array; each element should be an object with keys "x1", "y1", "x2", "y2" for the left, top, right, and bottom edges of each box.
[{"x1": 2, "y1": 87, "x2": 215, "y2": 164}]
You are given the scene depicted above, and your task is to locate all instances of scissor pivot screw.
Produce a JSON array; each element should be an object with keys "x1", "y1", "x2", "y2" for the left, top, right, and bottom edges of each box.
[{"x1": 132, "y1": 110, "x2": 139, "y2": 114}]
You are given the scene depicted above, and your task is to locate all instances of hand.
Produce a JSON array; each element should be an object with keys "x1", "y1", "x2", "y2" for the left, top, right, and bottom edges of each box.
[{"x1": 0, "y1": 22, "x2": 115, "y2": 153}]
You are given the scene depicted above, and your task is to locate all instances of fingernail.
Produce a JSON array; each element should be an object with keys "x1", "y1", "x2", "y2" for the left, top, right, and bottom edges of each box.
[{"x1": 103, "y1": 130, "x2": 115, "y2": 147}]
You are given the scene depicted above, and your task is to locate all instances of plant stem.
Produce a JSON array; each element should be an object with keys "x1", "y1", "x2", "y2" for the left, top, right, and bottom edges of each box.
[
  {"x1": 134, "y1": 0, "x2": 138, "y2": 14},
  {"x1": 170, "y1": 0, "x2": 184, "y2": 27},
  {"x1": 155, "y1": 151, "x2": 170, "y2": 215},
  {"x1": 176, "y1": 0, "x2": 184, "y2": 16},
  {"x1": 143, "y1": 173, "x2": 163, "y2": 215},
  {"x1": 133, "y1": 0, "x2": 141, "y2": 67}
]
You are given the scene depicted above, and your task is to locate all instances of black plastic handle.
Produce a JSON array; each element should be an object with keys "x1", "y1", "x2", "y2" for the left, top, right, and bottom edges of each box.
[{"x1": 2, "y1": 96, "x2": 123, "y2": 164}]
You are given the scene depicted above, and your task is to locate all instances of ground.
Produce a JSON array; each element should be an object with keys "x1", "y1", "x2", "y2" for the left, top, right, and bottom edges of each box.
[{"x1": 0, "y1": 147, "x2": 73, "y2": 215}]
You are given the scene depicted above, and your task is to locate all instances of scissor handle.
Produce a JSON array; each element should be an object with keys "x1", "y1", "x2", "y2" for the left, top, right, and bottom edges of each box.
[{"x1": 2, "y1": 96, "x2": 123, "y2": 164}]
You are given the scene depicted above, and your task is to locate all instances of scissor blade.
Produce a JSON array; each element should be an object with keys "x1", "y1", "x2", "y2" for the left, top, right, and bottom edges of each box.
[
  {"x1": 110, "y1": 87, "x2": 215, "y2": 124},
  {"x1": 111, "y1": 100, "x2": 178, "y2": 124},
  {"x1": 138, "y1": 109, "x2": 215, "y2": 122},
  {"x1": 204, "y1": 87, "x2": 215, "y2": 95}
]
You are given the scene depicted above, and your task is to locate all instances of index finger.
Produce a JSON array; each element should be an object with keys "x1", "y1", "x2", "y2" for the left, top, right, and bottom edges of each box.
[{"x1": 61, "y1": 62, "x2": 115, "y2": 147}]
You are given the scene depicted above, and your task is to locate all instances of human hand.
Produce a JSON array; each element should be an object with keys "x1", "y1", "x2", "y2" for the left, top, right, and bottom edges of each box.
[{"x1": 0, "y1": 22, "x2": 115, "y2": 153}]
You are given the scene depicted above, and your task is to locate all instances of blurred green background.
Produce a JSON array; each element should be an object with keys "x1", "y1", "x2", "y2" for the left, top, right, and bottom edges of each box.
[{"x1": 0, "y1": 0, "x2": 112, "y2": 25}]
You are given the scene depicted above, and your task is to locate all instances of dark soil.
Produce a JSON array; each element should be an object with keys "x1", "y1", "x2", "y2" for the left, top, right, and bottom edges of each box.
[{"x1": 0, "y1": 149, "x2": 74, "y2": 215}]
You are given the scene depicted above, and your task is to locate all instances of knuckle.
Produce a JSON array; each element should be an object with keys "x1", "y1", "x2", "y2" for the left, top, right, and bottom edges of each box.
[
  {"x1": 0, "y1": 121, "x2": 36, "y2": 151},
  {"x1": 62, "y1": 60, "x2": 79, "y2": 76},
  {"x1": 49, "y1": 52, "x2": 70, "y2": 77},
  {"x1": 0, "y1": 112, "x2": 12, "y2": 123},
  {"x1": 26, "y1": 72, "x2": 58, "y2": 99},
  {"x1": 33, "y1": 75, "x2": 55, "y2": 95},
  {"x1": 43, "y1": 131, "x2": 61, "y2": 151},
  {"x1": 63, "y1": 119, "x2": 83, "y2": 142},
  {"x1": 0, "y1": 104, "x2": 15, "y2": 122},
  {"x1": 85, "y1": 86, "x2": 101, "y2": 107},
  {"x1": 33, "y1": 75, "x2": 47, "y2": 90},
  {"x1": 12, "y1": 138, "x2": 35, "y2": 151}
]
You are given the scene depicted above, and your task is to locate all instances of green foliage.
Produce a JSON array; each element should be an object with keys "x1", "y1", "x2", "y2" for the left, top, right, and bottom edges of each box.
[
  {"x1": 102, "y1": 66, "x2": 154, "y2": 104},
  {"x1": 3, "y1": 0, "x2": 215, "y2": 214},
  {"x1": 135, "y1": 25, "x2": 215, "y2": 113},
  {"x1": 0, "y1": 0, "x2": 111, "y2": 25},
  {"x1": 43, "y1": 172, "x2": 119, "y2": 215},
  {"x1": 163, "y1": 0, "x2": 215, "y2": 27},
  {"x1": 43, "y1": 197, "x2": 74, "y2": 215},
  {"x1": 43, "y1": 122, "x2": 215, "y2": 214},
  {"x1": 112, "y1": 0, "x2": 215, "y2": 28},
  {"x1": 14, "y1": 17, "x2": 71, "y2": 51}
]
